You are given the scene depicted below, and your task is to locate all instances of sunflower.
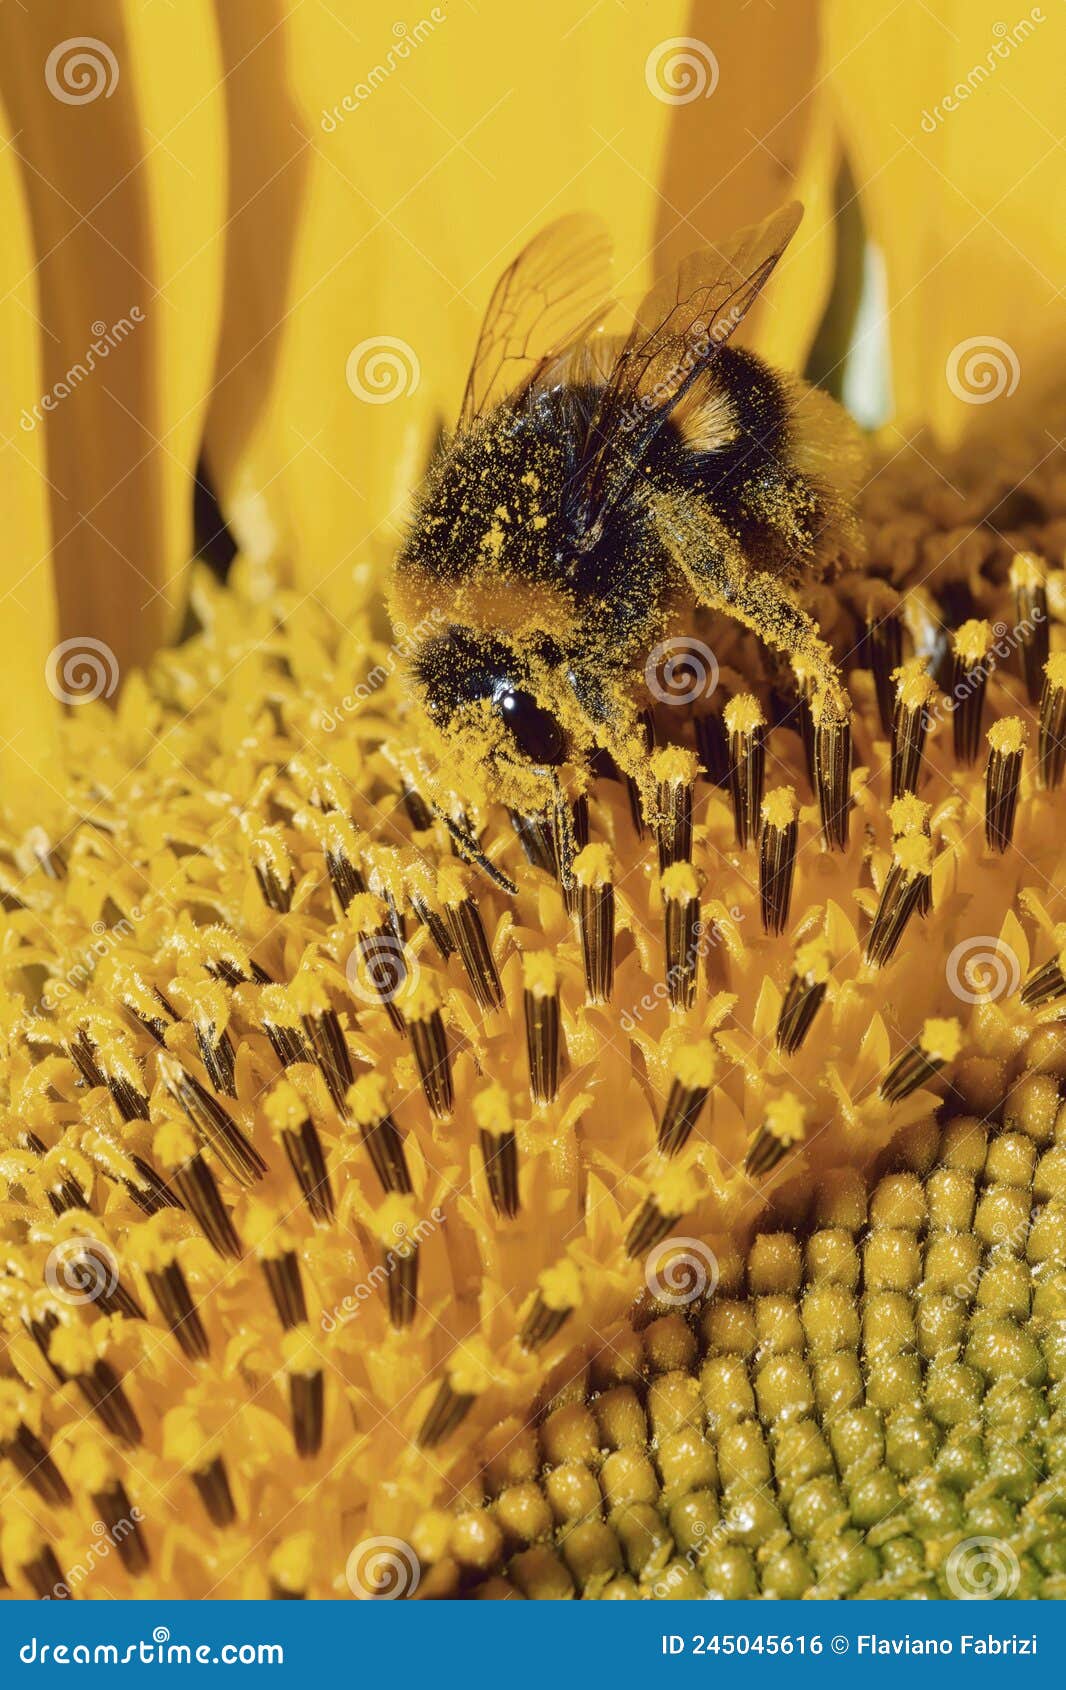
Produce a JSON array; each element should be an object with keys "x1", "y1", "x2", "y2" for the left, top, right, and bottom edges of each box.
[{"x1": 1, "y1": 0, "x2": 1066, "y2": 1605}]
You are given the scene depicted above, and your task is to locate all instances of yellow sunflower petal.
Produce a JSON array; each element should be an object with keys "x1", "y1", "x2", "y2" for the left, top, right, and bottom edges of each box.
[
  {"x1": 0, "y1": 88, "x2": 60, "y2": 815},
  {"x1": 824, "y1": 0, "x2": 1066, "y2": 439},
  {"x1": 651, "y1": 0, "x2": 837, "y2": 374},
  {"x1": 203, "y1": 0, "x2": 691, "y2": 586},
  {"x1": 0, "y1": 1, "x2": 225, "y2": 679}
]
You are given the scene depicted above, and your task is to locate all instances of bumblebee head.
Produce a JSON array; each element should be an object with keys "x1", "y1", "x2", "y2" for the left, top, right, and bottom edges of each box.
[{"x1": 410, "y1": 626, "x2": 571, "y2": 809}]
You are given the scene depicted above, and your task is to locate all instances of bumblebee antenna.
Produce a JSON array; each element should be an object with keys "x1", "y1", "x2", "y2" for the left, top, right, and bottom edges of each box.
[{"x1": 432, "y1": 805, "x2": 518, "y2": 896}]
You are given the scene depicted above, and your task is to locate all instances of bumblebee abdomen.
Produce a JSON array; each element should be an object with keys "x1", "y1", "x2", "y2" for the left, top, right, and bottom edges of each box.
[
  {"x1": 650, "y1": 345, "x2": 789, "y2": 498},
  {"x1": 651, "y1": 345, "x2": 857, "y2": 575}
]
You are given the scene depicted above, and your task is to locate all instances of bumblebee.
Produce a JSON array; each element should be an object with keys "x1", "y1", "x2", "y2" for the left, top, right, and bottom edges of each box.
[{"x1": 392, "y1": 203, "x2": 865, "y2": 886}]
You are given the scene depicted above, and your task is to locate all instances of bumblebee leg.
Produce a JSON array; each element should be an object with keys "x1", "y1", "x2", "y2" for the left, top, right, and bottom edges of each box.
[
  {"x1": 432, "y1": 806, "x2": 518, "y2": 896},
  {"x1": 658, "y1": 505, "x2": 852, "y2": 848}
]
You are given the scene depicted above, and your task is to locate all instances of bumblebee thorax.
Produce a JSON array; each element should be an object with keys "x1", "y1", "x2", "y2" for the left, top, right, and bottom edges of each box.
[{"x1": 403, "y1": 392, "x2": 587, "y2": 588}]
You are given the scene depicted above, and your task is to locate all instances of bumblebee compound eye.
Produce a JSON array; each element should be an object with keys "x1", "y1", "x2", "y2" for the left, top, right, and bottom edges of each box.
[
  {"x1": 411, "y1": 629, "x2": 513, "y2": 720},
  {"x1": 497, "y1": 690, "x2": 567, "y2": 766}
]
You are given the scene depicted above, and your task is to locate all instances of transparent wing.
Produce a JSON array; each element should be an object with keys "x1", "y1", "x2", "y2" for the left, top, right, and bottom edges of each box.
[
  {"x1": 460, "y1": 213, "x2": 613, "y2": 426},
  {"x1": 575, "y1": 201, "x2": 803, "y2": 521}
]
